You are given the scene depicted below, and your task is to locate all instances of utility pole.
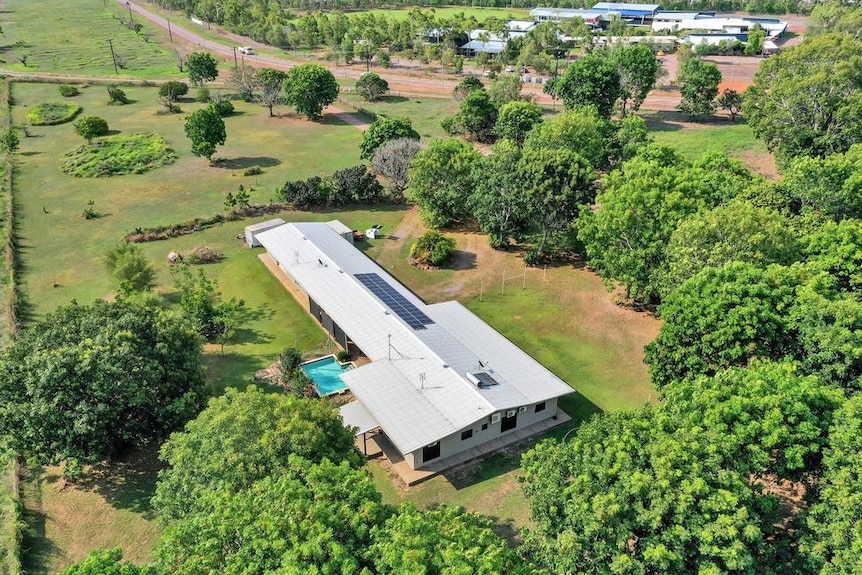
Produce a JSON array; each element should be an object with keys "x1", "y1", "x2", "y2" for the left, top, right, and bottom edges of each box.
[
  {"x1": 232, "y1": 46, "x2": 238, "y2": 67},
  {"x1": 166, "y1": 18, "x2": 173, "y2": 43},
  {"x1": 107, "y1": 39, "x2": 118, "y2": 75},
  {"x1": 126, "y1": 1, "x2": 133, "y2": 22}
]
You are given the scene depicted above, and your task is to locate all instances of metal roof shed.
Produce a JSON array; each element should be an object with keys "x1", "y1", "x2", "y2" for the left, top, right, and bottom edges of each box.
[{"x1": 245, "y1": 218, "x2": 286, "y2": 247}]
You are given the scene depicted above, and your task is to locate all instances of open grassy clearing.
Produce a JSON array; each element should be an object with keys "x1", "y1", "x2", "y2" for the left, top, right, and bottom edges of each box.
[
  {"x1": 2, "y1": 0, "x2": 181, "y2": 79},
  {"x1": 339, "y1": 93, "x2": 458, "y2": 139},
  {"x1": 10, "y1": 81, "x2": 365, "y2": 319}
]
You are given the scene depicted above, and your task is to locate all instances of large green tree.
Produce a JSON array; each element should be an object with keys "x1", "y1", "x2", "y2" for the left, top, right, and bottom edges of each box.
[
  {"x1": 743, "y1": 34, "x2": 862, "y2": 163},
  {"x1": 553, "y1": 54, "x2": 621, "y2": 118},
  {"x1": 613, "y1": 44, "x2": 661, "y2": 114},
  {"x1": 283, "y1": 63, "x2": 339, "y2": 120},
  {"x1": 805, "y1": 394, "x2": 862, "y2": 575},
  {"x1": 359, "y1": 117, "x2": 420, "y2": 161},
  {"x1": 645, "y1": 262, "x2": 800, "y2": 388},
  {"x1": 0, "y1": 300, "x2": 206, "y2": 467},
  {"x1": 522, "y1": 108, "x2": 605, "y2": 168},
  {"x1": 469, "y1": 140, "x2": 530, "y2": 248},
  {"x1": 677, "y1": 57, "x2": 721, "y2": 118},
  {"x1": 355, "y1": 71, "x2": 389, "y2": 101},
  {"x1": 368, "y1": 503, "x2": 529, "y2": 575},
  {"x1": 776, "y1": 144, "x2": 862, "y2": 220},
  {"x1": 495, "y1": 100, "x2": 543, "y2": 146},
  {"x1": 152, "y1": 386, "x2": 362, "y2": 521},
  {"x1": 455, "y1": 88, "x2": 498, "y2": 143},
  {"x1": 185, "y1": 51, "x2": 219, "y2": 87},
  {"x1": 155, "y1": 457, "x2": 387, "y2": 575},
  {"x1": 407, "y1": 138, "x2": 480, "y2": 228},
  {"x1": 183, "y1": 107, "x2": 226, "y2": 161}
]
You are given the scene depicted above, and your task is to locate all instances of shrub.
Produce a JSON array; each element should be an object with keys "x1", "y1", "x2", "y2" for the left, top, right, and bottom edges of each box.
[
  {"x1": 209, "y1": 99, "x2": 234, "y2": 117},
  {"x1": 58, "y1": 84, "x2": 80, "y2": 97},
  {"x1": 159, "y1": 81, "x2": 189, "y2": 102},
  {"x1": 61, "y1": 133, "x2": 178, "y2": 177},
  {"x1": 195, "y1": 86, "x2": 210, "y2": 103},
  {"x1": 25, "y1": 102, "x2": 81, "y2": 126},
  {"x1": 243, "y1": 166, "x2": 263, "y2": 176},
  {"x1": 336, "y1": 350, "x2": 351, "y2": 363},
  {"x1": 107, "y1": 84, "x2": 128, "y2": 105},
  {"x1": 410, "y1": 230, "x2": 456, "y2": 267},
  {"x1": 183, "y1": 246, "x2": 224, "y2": 265},
  {"x1": 74, "y1": 116, "x2": 110, "y2": 143}
]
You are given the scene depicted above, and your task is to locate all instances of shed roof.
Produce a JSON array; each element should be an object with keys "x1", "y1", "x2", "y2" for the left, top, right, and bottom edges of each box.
[
  {"x1": 592, "y1": 2, "x2": 662, "y2": 16},
  {"x1": 256, "y1": 222, "x2": 573, "y2": 455}
]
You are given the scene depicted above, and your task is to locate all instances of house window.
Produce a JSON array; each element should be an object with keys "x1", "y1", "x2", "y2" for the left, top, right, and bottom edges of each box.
[
  {"x1": 535, "y1": 401, "x2": 546, "y2": 413},
  {"x1": 461, "y1": 429, "x2": 473, "y2": 441},
  {"x1": 481, "y1": 423, "x2": 488, "y2": 431},
  {"x1": 422, "y1": 442, "x2": 441, "y2": 462}
]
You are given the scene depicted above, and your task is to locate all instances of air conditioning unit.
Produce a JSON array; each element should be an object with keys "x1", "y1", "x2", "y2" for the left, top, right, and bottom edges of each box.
[
  {"x1": 490, "y1": 413, "x2": 501, "y2": 424},
  {"x1": 518, "y1": 406, "x2": 527, "y2": 414},
  {"x1": 507, "y1": 410, "x2": 517, "y2": 418}
]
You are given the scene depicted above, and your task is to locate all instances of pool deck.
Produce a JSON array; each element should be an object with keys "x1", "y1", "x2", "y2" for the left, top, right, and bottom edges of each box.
[{"x1": 360, "y1": 407, "x2": 571, "y2": 486}]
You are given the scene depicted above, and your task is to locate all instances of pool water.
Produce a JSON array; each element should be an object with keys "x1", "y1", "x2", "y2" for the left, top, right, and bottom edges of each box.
[{"x1": 300, "y1": 355, "x2": 352, "y2": 396}]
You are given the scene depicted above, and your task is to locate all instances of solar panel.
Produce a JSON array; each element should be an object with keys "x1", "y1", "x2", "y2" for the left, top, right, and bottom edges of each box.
[{"x1": 355, "y1": 273, "x2": 435, "y2": 330}]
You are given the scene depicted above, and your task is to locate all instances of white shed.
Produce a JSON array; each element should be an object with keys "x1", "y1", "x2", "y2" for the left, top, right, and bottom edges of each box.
[
  {"x1": 245, "y1": 218, "x2": 286, "y2": 247},
  {"x1": 326, "y1": 220, "x2": 355, "y2": 244}
]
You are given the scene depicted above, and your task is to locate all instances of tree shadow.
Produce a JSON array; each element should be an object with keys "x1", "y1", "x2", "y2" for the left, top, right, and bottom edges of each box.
[
  {"x1": 488, "y1": 515, "x2": 522, "y2": 547},
  {"x1": 449, "y1": 249, "x2": 476, "y2": 270},
  {"x1": 20, "y1": 466, "x2": 64, "y2": 574},
  {"x1": 379, "y1": 95, "x2": 409, "y2": 103},
  {"x1": 18, "y1": 151, "x2": 40, "y2": 156},
  {"x1": 642, "y1": 110, "x2": 686, "y2": 132},
  {"x1": 211, "y1": 156, "x2": 281, "y2": 170},
  {"x1": 70, "y1": 445, "x2": 162, "y2": 517},
  {"x1": 105, "y1": 129, "x2": 122, "y2": 136}
]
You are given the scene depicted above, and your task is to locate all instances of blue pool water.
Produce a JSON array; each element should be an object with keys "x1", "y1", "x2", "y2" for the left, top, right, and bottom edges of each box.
[{"x1": 300, "y1": 355, "x2": 352, "y2": 396}]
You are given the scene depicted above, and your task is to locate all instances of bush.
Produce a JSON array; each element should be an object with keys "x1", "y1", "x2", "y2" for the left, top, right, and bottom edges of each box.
[
  {"x1": 74, "y1": 116, "x2": 110, "y2": 142},
  {"x1": 61, "y1": 133, "x2": 178, "y2": 177},
  {"x1": 25, "y1": 102, "x2": 81, "y2": 125},
  {"x1": 183, "y1": 246, "x2": 224, "y2": 265},
  {"x1": 209, "y1": 99, "x2": 234, "y2": 117},
  {"x1": 195, "y1": 86, "x2": 210, "y2": 103},
  {"x1": 58, "y1": 84, "x2": 80, "y2": 97},
  {"x1": 159, "y1": 81, "x2": 189, "y2": 102},
  {"x1": 336, "y1": 350, "x2": 351, "y2": 363},
  {"x1": 243, "y1": 166, "x2": 263, "y2": 176},
  {"x1": 410, "y1": 230, "x2": 456, "y2": 267},
  {"x1": 107, "y1": 84, "x2": 128, "y2": 105}
]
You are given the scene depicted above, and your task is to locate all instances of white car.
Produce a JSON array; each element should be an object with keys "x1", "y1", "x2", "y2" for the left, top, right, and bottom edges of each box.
[{"x1": 238, "y1": 46, "x2": 254, "y2": 55}]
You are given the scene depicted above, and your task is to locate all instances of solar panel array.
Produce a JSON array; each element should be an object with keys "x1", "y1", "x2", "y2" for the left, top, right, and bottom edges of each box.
[{"x1": 355, "y1": 273, "x2": 435, "y2": 330}]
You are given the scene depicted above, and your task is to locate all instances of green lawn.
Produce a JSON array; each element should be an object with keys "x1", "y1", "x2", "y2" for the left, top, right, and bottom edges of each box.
[
  {"x1": 1, "y1": 0, "x2": 181, "y2": 78},
  {"x1": 340, "y1": 93, "x2": 458, "y2": 139},
  {"x1": 647, "y1": 112, "x2": 768, "y2": 159}
]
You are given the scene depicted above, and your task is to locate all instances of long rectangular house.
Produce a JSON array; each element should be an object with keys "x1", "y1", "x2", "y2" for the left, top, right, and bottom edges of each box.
[{"x1": 256, "y1": 222, "x2": 573, "y2": 470}]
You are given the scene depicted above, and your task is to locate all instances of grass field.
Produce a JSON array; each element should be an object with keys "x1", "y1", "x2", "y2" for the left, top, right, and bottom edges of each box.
[
  {"x1": 339, "y1": 93, "x2": 458, "y2": 139},
  {"x1": 2, "y1": 0, "x2": 181, "y2": 79}
]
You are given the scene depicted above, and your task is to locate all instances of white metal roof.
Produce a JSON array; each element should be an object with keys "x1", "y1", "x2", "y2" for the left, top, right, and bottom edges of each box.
[
  {"x1": 339, "y1": 401, "x2": 380, "y2": 435},
  {"x1": 461, "y1": 39, "x2": 507, "y2": 54},
  {"x1": 654, "y1": 16, "x2": 787, "y2": 39},
  {"x1": 256, "y1": 222, "x2": 573, "y2": 455}
]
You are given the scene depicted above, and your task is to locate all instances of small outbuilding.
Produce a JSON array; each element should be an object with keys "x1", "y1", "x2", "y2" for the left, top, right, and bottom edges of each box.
[{"x1": 245, "y1": 218, "x2": 286, "y2": 247}]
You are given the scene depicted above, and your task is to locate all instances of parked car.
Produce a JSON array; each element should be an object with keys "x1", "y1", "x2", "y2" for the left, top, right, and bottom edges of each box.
[{"x1": 238, "y1": 46, "x2": 255, "y2": 55}]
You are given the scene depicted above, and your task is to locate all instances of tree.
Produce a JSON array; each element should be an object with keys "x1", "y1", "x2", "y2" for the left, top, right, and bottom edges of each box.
[
  {"x1": 155, "y1": 458, "x2": 387, "y2": 574},
  {"x1": 158, "y1": 81, "x2": 189, "y2": 102},
  {"x1": 455, "y1": 89, "x2": 498, "y2": 143},
  {"x1": 520, "y1": 147, "x2": 594, "y2": 256},
  {"x1": 152, "y1": 386, "x2": 362, "y2": 521},
  {"x1": 521, "y1": 407, "x2": 770, "y2": 575},
  {"x1": 469, "y1": 140, "x2": 530, "y2": 248},
  {"x1": 172, "y1": 265, "x2": 244, "y2": 343},
  {"x1": 368, "y1": 503, "x2": 529, "y2": 575},
  {"x1": 0, "y1": 300, "x2": 206, "y2": 468},
  {"x1": 718, "y1": 87, "x2": 743, "y2": 120},
  {"x1": 355, "y1": 72, "x2": 389, "y2": 101},
  {"x1": 74, "y1": 116, "x2": 109, "y2": 143},
  {"x1": 487, "y1": 73, "x2": 524, "y2": 107},
  {"x1": 495, "y1": 100, "x2": 543, "y2": 146},
  {"x1": 104, "y1": 242, "x2": 156, "y2": 295},
  {"x1": 186, "y1": 51, "x2": 219, "y2": 87},
  {"x1": 522, "y1": 108, "x2": 605, "y2": 168},
  {"x1": 613, "y1": 44, "x2": 661, "y2": 114},
  {"x1": 677, "y1": 57, "x2": 721, "y2": 118},
  {"x1": 228, "y1": 64, "x2": 259, "y2": 101},
  {"x1": 554, "y1": 54, "x2": 621, "y2": 119},
  {"x1": 453, "y1": 75, "x2": 484, "y2": 100},
  {"x1": 658, "y1": 199, "x2": 799, "y2": 298},
  {"x1": 0, "y1": 127, "x2": 19, "y2": 154},
  {"x1": 776, "y1": 144, "x2": 862, "y2": 220},
  {"x1": 58, "y1": 548, "x2": 152, "y2": 575},
  {"x1": 805, "y1": 394, "x2": 862, "y2": 574},
  {"x1": 183, "y1": 107, "x2": 226, "y2": 162},
  {"x1": 359, "y1": 117, "x2": 419, "y2": 161},
  {"x1": 278, "y1": 347, "x2": 303, "y2": 388},
  {"x1": 371, "y1": 137, "x2": 424, "y2": 197},
  {"x1": 804, "y1": 218, "x2": 862, "y2": 293},
  {"x1": 407, "y1": 138, "x2": 480, "y2": 228},
  {"x1": 106, "y1": 84, "x2": 128, "y2": 105},
  {"x1": 744, "y1": 34, "x2": 862, "y2": 163},
  {"x1": 577, "y1": 149, "x2": 724, "y2": 302},
  {"x1": 743, "y1": 25, "x2": 765, "y2": 56},
  {"x1": 255, "y1": 67, "x2": 286, "y2": 117},
  {"x1": 283, "y1": 63, "x2": 339, "y2": 120},
  {"x1": 644, "y1": 262, "x2": 800, "y2": 388}
]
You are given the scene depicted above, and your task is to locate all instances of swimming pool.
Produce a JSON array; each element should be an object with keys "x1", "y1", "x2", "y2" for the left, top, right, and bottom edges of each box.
[{"x1": 300, "y1": 355, "x2": 352, "y2": 396}]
